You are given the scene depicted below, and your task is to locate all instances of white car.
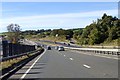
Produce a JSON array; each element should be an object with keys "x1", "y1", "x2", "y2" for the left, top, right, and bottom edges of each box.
[{"x1": 58, "y1": 46, "x2": 64, "y2": 51}]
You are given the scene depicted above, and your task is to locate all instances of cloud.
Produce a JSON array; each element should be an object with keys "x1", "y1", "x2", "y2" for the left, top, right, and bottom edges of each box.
[{"x1": 0, "y1": 9, "x2": 118, "y2": 32}]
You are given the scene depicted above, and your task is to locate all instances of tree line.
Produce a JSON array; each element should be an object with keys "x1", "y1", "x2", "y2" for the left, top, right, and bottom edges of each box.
[
  {"x1": 76, "y1": 13, "x2": 120, "y2": 45},
  {"x1": 6, "y1": 13, "x2": 120, "y2": 45}
]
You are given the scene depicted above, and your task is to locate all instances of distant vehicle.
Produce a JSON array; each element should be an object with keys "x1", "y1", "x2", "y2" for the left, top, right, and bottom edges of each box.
[
  {"x1": 55, "y1": 46, "x2": 59, "y2": 50},
  {"x1": 70, "y1": 41, "x2": 75, "y2": 44},
  {"x1": 19, "y1": 39, "x2": 24, "y2": 43},
  {"x1": 58, "y1": 46, "x2": 64, "y2": 51},
  {"x1": 41, "y1": 45, "x2": 44, "y2": 47},
  {"x1": 47, "y1": 46, "x2": 51, "y2": 50},
  {"x1": 67, "y1": 43, "x2": 70, "y2": 46},
  {"x1": 54, "y1": 41, "x2": 57, "y2": 44}
]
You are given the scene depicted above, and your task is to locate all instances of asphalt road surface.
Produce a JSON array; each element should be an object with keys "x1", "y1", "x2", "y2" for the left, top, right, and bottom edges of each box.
[{"x1": 9, "y1": 48, "x2": 118, "y2": 79}]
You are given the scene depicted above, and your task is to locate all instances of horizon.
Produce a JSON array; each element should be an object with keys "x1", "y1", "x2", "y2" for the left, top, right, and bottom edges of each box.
[{"x1": 0, "y1": 2, "x2": 118, "y2": 32}]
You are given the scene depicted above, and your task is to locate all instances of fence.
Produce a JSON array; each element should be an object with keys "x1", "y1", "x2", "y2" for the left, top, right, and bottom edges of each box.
[{"x1": 2, "y1": 40, "x2": 35, "y2": 58}]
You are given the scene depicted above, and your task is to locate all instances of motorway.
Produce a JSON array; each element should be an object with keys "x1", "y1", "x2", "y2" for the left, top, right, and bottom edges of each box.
[{"x1": 9, "y1": 47, "x2": 118, "y2": 79}]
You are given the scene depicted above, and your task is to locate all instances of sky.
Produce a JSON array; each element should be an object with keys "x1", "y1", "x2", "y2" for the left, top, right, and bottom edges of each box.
[{"x1": 0, "y1": 2, "x2": 118, "y2": 32}]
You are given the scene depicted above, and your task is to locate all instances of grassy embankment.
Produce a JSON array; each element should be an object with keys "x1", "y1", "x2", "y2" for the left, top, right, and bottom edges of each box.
[
  {"x1": 25, "y1": 34, "x2": 119, "y2": 47},
  {"x1": 1, "y1": 32, "x2": 119, "y2": 47}
]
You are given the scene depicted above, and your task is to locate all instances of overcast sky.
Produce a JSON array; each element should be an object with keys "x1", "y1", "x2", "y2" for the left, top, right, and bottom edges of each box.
[{"x1": 0, "y1": 2, "x2": 118, "y2": 32}]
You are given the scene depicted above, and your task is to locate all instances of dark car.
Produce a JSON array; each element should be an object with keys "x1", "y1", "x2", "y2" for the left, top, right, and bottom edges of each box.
[
  {"x1": 58, "y1": 46, "x2": 64, "y2": 51},
  {"x1": 70, "y1": 41, "x2": 75, "y2": 44},
  {"x1": 67, "y1": 43, "x2": 70, "y2": 46},
  {"x1": 47, "y1": 46, "x2": 51, "y2": 50}
]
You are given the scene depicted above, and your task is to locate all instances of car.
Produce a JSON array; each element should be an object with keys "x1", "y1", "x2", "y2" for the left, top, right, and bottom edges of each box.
[
  {"x1": 55, "y1": 46, "x2": 59, "y2": 50},
  {"x1": 47, "y1": 46, "x2": 51, "y2": 50},
  {"x1": 58, "y1": 46, "x2": 64, "y2": 51},
  {"x1": 41, "y1": 45, "x2": 44, "y2": 47},
  {"x1": 54, "y1": 41, "x2": 57, "y2": 44},
  {"x1": 67, "y1": 43, "x2": 70, "y2": 46},
  {"x1": 63, "y1": 43, "x2": 66, "y2": 45},
  {"x1": 70, "y1": 41, "x2": 75, "y2": 44}
]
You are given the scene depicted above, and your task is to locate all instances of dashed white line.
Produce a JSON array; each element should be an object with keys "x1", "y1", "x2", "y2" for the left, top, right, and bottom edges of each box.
[
  {"x1": 20, "y1": 49, "x2": 46, "y2": 79},
  {"x1": 70, "y1": 58, "x2": 73, "y2": 60},
  {"x1": 83, "y1": 64, "x2": 91, "y2": 69}
]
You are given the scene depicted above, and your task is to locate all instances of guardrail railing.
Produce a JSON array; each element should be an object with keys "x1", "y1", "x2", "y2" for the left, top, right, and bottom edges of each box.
[
  {"x1": 65, "y1": 47, "x2": 120, "y2": 55},
  {"x1": 0, "y1": 50, "x2": 39, "y2": 62},
  {"x1": 0, "y1": 40, "x2": 37, "y2": 62}
]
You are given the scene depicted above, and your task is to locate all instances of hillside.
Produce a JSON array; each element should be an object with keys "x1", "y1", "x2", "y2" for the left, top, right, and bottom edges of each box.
[{"x1": 75, "y1": 13, "x2": 120, "y2": 45}]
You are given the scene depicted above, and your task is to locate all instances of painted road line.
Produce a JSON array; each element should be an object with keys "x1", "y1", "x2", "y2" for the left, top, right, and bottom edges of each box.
[
  {"x1": 70, "y1": 58, "x2": 73, "y2": 60},
  {"x1": 64, "y1": 55, "x2": 66, "y2": 57},
  {"x1": 20, "y1": 49, "x2": 46, "y2": 79},
  {"x1": 83, "y1": 64, "x2": 91, "y2": 69}
]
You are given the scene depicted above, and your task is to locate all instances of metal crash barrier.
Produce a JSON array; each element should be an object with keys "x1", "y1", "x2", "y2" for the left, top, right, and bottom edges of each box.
[{"x1": 64, "y1": 47, "x2": 120, "y2": 55}]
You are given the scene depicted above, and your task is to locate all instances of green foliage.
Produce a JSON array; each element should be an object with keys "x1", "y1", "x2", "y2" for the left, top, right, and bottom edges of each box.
[
  {"x1": 20, "y1": 13, "x2": 119, "y2": 46},
  {"x1": 88, "y1": 29, "x2": 101, "y2": 45},
  {"x1": 51, "y1": 29, "x2": 74, "y2": 39},
  {"x1": 74, "y1": 13, "x2": 120, "y2": 45},
  {"x1": 73, "y1": 29, "x2": 83, "y2": 40}
]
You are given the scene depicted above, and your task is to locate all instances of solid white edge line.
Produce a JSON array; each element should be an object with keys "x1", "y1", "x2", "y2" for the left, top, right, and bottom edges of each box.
[
  {"x1": 83, "y1": 64, "x2": 91, "y2": 69},
  {"x1": 20, "y1": 49, "x2": 46, "y2": 79}
]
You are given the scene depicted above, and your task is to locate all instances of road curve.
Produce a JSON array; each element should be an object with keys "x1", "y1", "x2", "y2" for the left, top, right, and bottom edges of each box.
[{"x1": 9, "y1": 48, "x2": 118, "y2": 79}]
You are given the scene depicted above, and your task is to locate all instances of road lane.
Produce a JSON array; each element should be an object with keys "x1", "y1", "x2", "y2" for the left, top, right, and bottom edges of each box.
[
  {"x1": 24, "y1": 50, "x2": 95, "y2": 78},
  {"x1": 20, "y1": 49, "x2": 46, "y2": 79},
  {"x1": 9, "y1": 49, "x2": 118, "y2": 79},
  {"x1": 60, "y1": 50, "x2": 118, "y2": 78},
  {"x1": 69, "y1": 50, "x2": 118, "y2": 60}
]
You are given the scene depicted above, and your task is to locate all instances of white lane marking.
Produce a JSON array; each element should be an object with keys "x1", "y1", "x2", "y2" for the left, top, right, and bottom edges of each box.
[
  {"x1": 21, "y1": 49, "x2": 46, "y2": 79},
  {"x1": 83, "y1": 64, "x2": 91, "y2": 69},
  {"x1": 64, "y1": 55, "x2": 66, "y2": 57},
  {"x1": 70, "y1": 58, "x2": 73, "y2": 60}
]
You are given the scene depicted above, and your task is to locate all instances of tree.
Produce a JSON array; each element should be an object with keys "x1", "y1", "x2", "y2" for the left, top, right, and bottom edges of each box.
[
  {"x1": 74, "y1": 13, "x2": 120, "y2": 45},
  {"x1": 89, "y1": 29, "x2": 101, "y2": 44},
  {"x1": 7, "y1": 24, "x2": 21, "y2": 43},
  {"x1": 73, "y1": 29, "x2": 83, "y2": 40},
  {"x1": 102, "y1": 13, "x2": 107, "y2": 19}
]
